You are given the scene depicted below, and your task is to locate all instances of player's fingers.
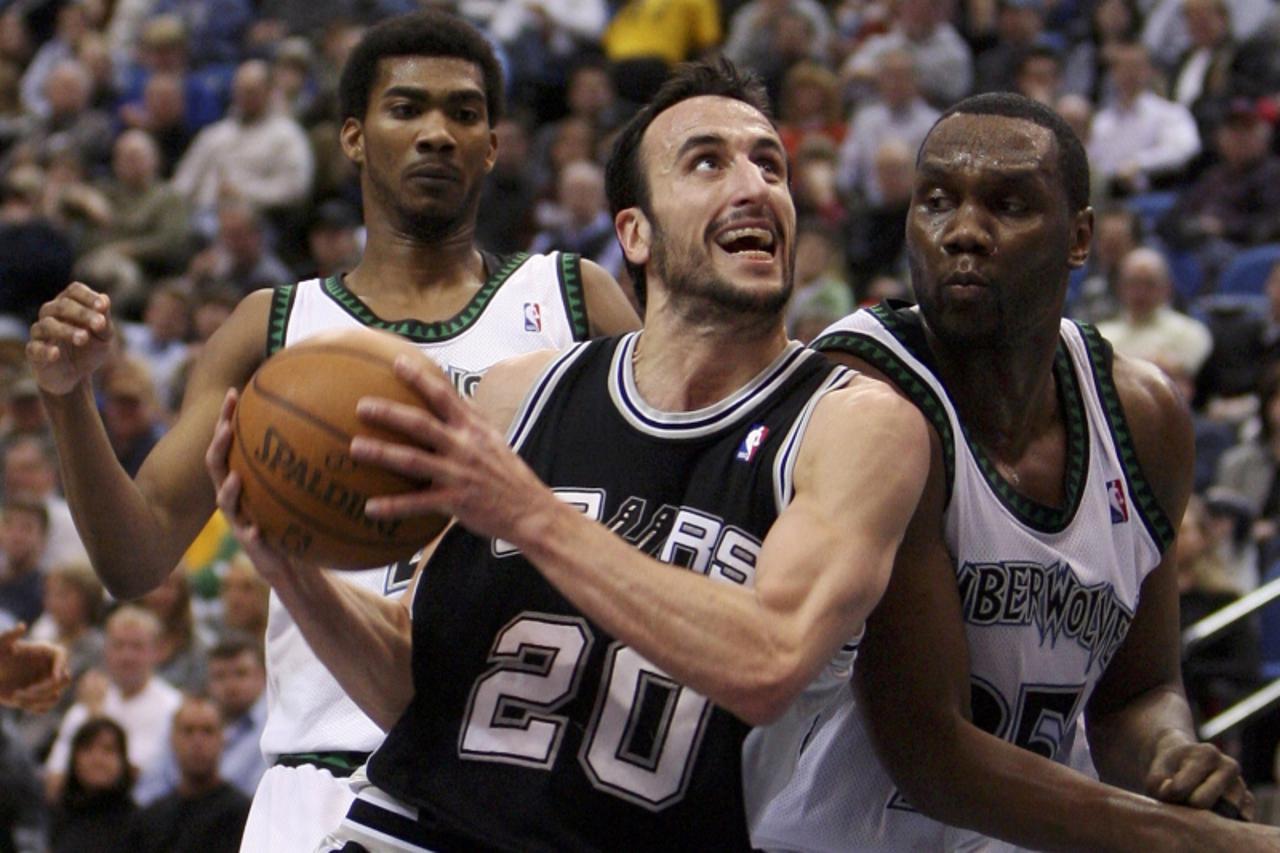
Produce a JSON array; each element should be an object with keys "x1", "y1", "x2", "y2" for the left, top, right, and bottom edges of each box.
[
  {"x1": 392, "y1": 354, "x2": 467, "y2": 422},
  {"x1": 355, "y1": 398, "x2": 449, "y2": 451},
  {"x1": 214, "y1": 468, "x2": 246, "y2": 525},
  {"x1": 353, "y1": 435, "x2": 451, "y2": 490},
  {"x1": 0, "y1": 624, "x2": 23, "y2": 649},
  {"x1": 36, "y1": 287, "x2": 111, "y2": 334},
  {"x1": 206, "y1": 390, "x2": 237, "y2": 483},
  {"x1": 365, "y1": 488, "x2": 453, "y2": 521},
  {"x1": 1159, "y1": 749, "x2": 1238, "y2": 805}
]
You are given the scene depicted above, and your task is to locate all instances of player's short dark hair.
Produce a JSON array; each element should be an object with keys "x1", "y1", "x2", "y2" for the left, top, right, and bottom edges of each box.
[
  {"x1": 930, "y1": 92, "x2": 1090, "y2": 213},
  {"x1": 605, "y1": 57, "x2": 772, "y2": 310},
  {"x1": 338, "y1": 10, "x2": 504, "y2": 127}
]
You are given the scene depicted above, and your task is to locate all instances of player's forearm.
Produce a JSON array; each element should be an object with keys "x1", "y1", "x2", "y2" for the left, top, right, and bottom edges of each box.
[
  {"x1": 516, "y1": 501, "x2": 834, "y2": 725},
  {"x1": 270, "y1": 563, "x2": 413, "y2": 731},
  {"x1": 42, "y1": 384, "x2": 186, "y2": 598},
  {"x1": 887, "y1": 713, "x2": 1222, "y2": 852},
  {"x1": 1087, "y1": 683, "x2": 1199, "y2": 793}
]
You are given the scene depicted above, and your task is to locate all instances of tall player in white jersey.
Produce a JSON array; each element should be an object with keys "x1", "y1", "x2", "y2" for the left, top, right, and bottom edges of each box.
[
  {"x1": 25, "y1": 11, "x2": 638, "y2": 853},
  {"x1": 752, "y1": 93, "x2": 1279, "y2": 851}
]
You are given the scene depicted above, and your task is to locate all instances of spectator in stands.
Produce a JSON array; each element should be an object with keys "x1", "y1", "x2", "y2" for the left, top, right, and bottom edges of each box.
[
  {"x1": 0, "y1": 497, "x2": 48, "y2": 625},
  {"x1": 300, "y1": 199, "x2": 362, "y2": 281},
  {"x1": 1070, "y1": 205, "x2": 1143, "y2": 323},
  {"x1": 1171, "y1": 0, "x2": 1237, "y2": 117},
  {"x1": 786, "y1": 218, "x2": 853, "y2": 341},
  {"x1": 792, "y1": 136, "x2": 845, "y2": 227},
  {"x1": 483, "y1": 0, "x2": 608, "y2": 116},
  {"x1": 476, "y1": 116, "x2": 538, "y2": 255},
  {"x1": 205, "y1": 634, "x2": 267, "y2": 797},
  {"x1": 120, "y1": 284, "x2": 191, "y2": 410},
  {"x1": 0, "y1": 166, "x2": 72, "y2": 330},
  {"x1": 101, "y1": 358, "x2": 167, "y2": 477},
  {"x1": 1216, "y1": 367, "x2": 1280, "y2": 568},
  {"x1": 18, "y1": 1, "x2": 89, "y2": 118},
  {"x1": 1088, "y1": 41, "x2": 1201, "y2": 195},
  {"x1": 0, "y1": 713, "x2": 46, "y2": 853},
  {"x1": 172, "y1": 59, "x2": 314, "y2": 219},
  {"x1": 1142, "y1": 0, "x2": 1270, "y2": 71},
  {"x1": 17, "y1": 561, "x2": 105, "y2": 756},
  {"x1": 217, "y1": 554, "x2": 268, "y2": 643},
  {"x1": 1097, "y1": 246, "x2": 1214, "y2": 374},
  {"x1": 837, "y1": 48, "x2": 938, "y2": 205},
  {"x1": 1157, "y1": 97, "x2": 1280, "y2": 284},
  {"x1": 49, "y1": 717, "x2": 136, "y2": 853},
  {"x1": 601, "y1": 0, "x2": 721, "y2": 103},
  {"x1": 1013, "y1": 43, "x2": 1064, "y2": 104},
  {"x1": 117, "y1": 16, "x2": 228, "y2": 138},
  {"x1": 24, "y1": 59, "x2": 113, "y2": 176},
  {"x1": 776, "y1": 62, "x2": 846, "y2": 158},
  {"x1": 129, "y1": 696, "x2": 249, "y2": 853},
  {"x1": 0, "y1": 375, "x2": 49, "y2": 442},
  {"x1": 74, "y1": 130, "x2": 193, "y2": 304},
  {"x1": 529, "y1": 160, "x2": 623, "y2": 277},
  {"x1": 139, "y1": 567, "x2": 207, "y2": 692},
  {"x1": 270, "y1": 37, "x2": 321, "y2": 122},
  {"x1": 974, "y1": 0, "x2": 1057, "y2": 94},
  {"x1": 45, "y1": 606, "x2": 182, "y2": 805},
  {"x1": 724, "y1": 0, "x2": 834, "y2": 97},
  {"x1": 150, "y1": 0, "x2": 253, "y2": 68},
  {"x1": 186, "y1": 200, "x2": 293, "y2": 295},
  {"x1": 841, "y1": 0, "x2": 973, "y2": 108},
  {"x1": 127, "y1": 72, "x2": 193, "y2": 177},
  {"x1": 1, "y1": 435, "x2": 87, "y2": 568},
  {"x1": 844, "y1": 138, "x2": 914, "y2": 286}
]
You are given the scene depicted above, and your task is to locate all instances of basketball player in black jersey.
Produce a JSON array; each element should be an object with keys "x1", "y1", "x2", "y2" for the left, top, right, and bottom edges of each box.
[{"x1": 206, "y1": 58, "x2": 930, "y2": 850}]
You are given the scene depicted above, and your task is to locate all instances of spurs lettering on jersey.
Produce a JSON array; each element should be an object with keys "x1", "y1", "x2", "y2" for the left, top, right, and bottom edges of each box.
[
  {"x1": 494, "y1": 488, "x2": 760, "y2": 588},
  {"x1": 957, "y1": 560, "x2": 1134, "y2": 674}
]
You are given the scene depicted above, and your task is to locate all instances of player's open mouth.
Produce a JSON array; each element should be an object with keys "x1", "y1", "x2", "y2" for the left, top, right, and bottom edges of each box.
[{"x1": 714, "y1": 226, "x2": 777, "y2": 262}]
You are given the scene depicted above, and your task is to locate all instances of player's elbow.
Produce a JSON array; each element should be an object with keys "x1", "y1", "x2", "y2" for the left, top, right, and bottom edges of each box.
[{"x1": 730, "y1": 654, "x2": 816, "y2": 725}]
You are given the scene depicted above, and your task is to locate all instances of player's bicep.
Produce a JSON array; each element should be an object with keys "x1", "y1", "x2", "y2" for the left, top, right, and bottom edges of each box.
[
  {"x1": 757, "y1": 382, "x2": 929, "y2": 657},
  {"x1": 135, "y1": 290, "x2": 271, "y2": 533}
]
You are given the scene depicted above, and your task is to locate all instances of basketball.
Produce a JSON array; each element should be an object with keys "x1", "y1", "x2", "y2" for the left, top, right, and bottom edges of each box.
[{"x1": 228, "y1": 327, "x2": 451, "y2": 570}]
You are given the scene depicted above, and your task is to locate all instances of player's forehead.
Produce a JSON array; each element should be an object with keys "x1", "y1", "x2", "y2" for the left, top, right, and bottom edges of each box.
[
  {"x1": 641, "y1": 95, "x2": 779, "y2": 171},
  {"x1": 918, "y1": 113, "x2": 1057, "y2": 177},
  {"x1": 371, "y1": 55, "x2": 485, "y2": 102}
]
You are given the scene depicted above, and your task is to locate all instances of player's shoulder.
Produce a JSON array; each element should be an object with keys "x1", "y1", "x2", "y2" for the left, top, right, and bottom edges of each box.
[
  {"x1": 195, "y1": 287, "x2": 275, "y2": 376},
  {"x1": 807, "y1": 371, "x2": 929, "y2": 457},
  {"x1": 1109, "y1": 351, "x2": 1193, "y2": 514},
  {"x1": 472, "y1": 349, "x2": 563, "y2": 433}
]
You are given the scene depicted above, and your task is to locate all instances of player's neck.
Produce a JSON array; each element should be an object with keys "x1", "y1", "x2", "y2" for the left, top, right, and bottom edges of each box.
[
  {"x1": 347, "y1": 225, "x2": 484, "y2": 298},
  {"x1": 629, "y1": 311, "x2": 790, "y2": 413},
  {"x1": 927, "y1": 330, "x2": 1061, "y2": 453}
]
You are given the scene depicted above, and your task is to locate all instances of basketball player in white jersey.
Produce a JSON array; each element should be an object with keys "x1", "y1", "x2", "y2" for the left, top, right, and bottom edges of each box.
[
  {"x1": 204, "y1": 59, "x2": 931, "y2": 851},
  {"x1": 752, "y1": 93, "x2": 1280, "y2": 851},
  {"x1": 25, "y1": 11, "x2": 638, "y2": 853}
]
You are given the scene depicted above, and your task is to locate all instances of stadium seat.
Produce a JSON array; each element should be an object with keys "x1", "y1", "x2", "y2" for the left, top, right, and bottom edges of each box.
[{"x1": 1218, "y1": 244, "x2": 1280, "y2": 297}]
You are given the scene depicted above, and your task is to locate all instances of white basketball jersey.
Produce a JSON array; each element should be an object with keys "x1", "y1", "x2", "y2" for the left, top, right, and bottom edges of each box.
[
  {"x1": 750, "y1": 304, "x2": 1174, "y2": 852},
  {"x1": 258, "y1": 251, "x2": 593, "y2": 759}
]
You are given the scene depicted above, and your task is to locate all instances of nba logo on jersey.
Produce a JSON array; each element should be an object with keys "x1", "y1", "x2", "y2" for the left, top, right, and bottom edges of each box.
[
  {"x1": 1108, "y1": 478, "x2": 1129, "y2": 524},
  {"x1": 523, "y1": 303, "x2": 542, "y2": 332},
  {"x1": 737, "y1": 424, "x2": 769, "y2": 462}
]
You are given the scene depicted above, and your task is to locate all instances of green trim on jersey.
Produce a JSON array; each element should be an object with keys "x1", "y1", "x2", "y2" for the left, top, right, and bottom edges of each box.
[
  {"x1": 315, "y1": 252, "x2": 535, "y2": 342},
  {"x1": 557, "y1": 252, "x2": 590, "y2": 341},
  {"x1": 812, "y1": 328, "x2": 957, "y2": 507},
  {"x1": 824, "y1": 303, "x2": 1091, "y2": 534},
  {"x1": 1075, "y1": 322, "x2": 1177, "y2": 554},
  {"x1": 266, "y1": 283, "x2": 297, "y2": 357}
]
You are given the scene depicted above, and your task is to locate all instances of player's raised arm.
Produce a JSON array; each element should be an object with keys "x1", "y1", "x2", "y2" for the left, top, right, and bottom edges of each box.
[
  {"x1": 352, "y1": 365, "x2": 929, "y2": 725},
  {"x1": 30, "y1": 282, "x2": 271, "y2": 598}
]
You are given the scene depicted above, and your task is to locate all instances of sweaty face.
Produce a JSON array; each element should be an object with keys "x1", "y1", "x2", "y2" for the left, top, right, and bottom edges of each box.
[
  {"x1": 350, "y1": 56, "x2": 496, "y2": 241},
  {"x1": 631, "y1": 95, "x2": 795, "y2": 328},
  {"x1": 907, "y1": 114, "x2": 1087, "y2": 348}
]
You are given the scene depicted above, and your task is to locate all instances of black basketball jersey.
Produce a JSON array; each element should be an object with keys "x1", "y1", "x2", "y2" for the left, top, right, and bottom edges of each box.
[{"x1": 367, "y1": 333, "x2": 850, "y2": 852}]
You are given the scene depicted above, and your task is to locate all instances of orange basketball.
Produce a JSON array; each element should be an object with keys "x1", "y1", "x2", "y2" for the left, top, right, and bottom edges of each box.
[{"x1": 228, "y1": 327, "x2": 450, "y2": 570}]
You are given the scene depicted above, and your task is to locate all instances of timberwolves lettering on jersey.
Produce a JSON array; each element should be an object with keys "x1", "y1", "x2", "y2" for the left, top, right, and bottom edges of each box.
[
  {"x1": 256, "y1": 252, "x2": 592, "y2": 762},
  {"x1": 363, "y1": 333, "x2": 849, "y2": 853},
  {"x1": 957, "y1": 560, "x2": 1133, "y2": 674},
  {"x1": 750, "y1": 304, "x2": 1172, "y2": 852}
]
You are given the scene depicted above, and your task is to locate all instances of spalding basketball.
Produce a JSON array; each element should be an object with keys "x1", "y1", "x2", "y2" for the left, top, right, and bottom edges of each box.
[{"x1": 228, "y1": 327, "x2": 450, "y2": 570}]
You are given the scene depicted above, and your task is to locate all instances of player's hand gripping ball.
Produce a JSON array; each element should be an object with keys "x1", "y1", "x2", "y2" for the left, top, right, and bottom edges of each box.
[{"x1": 228, "y1": 327, "x2": 450, "y2": 569}]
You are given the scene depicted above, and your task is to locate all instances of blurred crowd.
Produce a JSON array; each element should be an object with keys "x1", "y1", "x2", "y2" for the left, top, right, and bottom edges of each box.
[{"x1": 3, "y1": 0, "x2": 1280, "y2": 845}]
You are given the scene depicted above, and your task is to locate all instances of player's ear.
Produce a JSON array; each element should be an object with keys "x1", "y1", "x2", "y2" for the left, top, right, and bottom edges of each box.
[
  {"x1": 340, "y1": 118, "x2": 365, "y2": 166},
  {"x1": 1067, "y1": 206, "x2": 1093, "y2": 269},
  {"x1": 483, "y1": 127, "x2": 498, "y2": 174},
  {"x1": 616, "y1": 208, "x2": 651, "y2": 267}
]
